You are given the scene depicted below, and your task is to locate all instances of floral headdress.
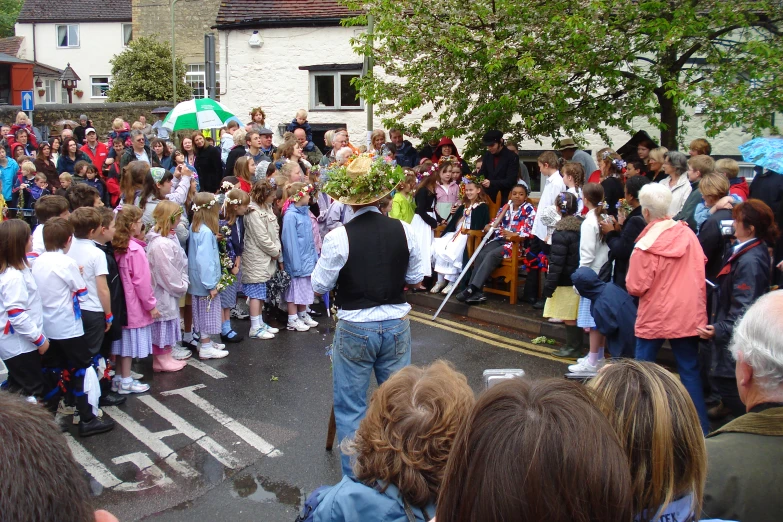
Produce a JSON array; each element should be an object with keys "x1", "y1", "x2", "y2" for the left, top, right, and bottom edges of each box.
[
  {"x1": 459, "y1": 174, "x2": 485, "y2": 199},
  {"x1": 191, "y1": 194, "x2": 219, "y2": 213},
  {"x1": 322, "y1": 153, "x2": 405, "y2": 205},
  {"x1": 219, "y1": 180, "x2": 235, "y2": 194},
  {"x1": 289, "y1": 184, "x2": 316, "y2": 203}
]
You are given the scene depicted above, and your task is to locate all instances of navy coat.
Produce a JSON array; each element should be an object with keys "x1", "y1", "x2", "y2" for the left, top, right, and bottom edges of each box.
[{"x1": 571, "y1": 267, "x2": 637, "y2": 358}]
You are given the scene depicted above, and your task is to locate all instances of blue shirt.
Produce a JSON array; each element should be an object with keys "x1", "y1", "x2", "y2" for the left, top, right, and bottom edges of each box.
[{"x1": 1, "y1": 158, "x2": 19, "y2": 201}]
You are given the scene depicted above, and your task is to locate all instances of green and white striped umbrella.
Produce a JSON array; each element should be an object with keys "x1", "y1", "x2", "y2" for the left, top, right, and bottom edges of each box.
[{"x1": 161, "y1": 98, "x2": 240, "y2": 131}]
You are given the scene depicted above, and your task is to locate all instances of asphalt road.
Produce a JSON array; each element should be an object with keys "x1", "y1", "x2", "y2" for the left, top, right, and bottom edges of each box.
[{"x1": 67, "y1": 305, "x2": 569, "y2": 521}]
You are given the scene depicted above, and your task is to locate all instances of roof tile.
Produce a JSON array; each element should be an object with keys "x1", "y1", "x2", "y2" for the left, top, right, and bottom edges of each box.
[
  {"x1": 0, "y1": 36, "x2": 23, "y2": 57},
  {"x1": 216, "y1": 0, "x2": 360, "y2": 27},
  {"x1": 17, "y1": 0, "x2": 131, "y2": 23}
]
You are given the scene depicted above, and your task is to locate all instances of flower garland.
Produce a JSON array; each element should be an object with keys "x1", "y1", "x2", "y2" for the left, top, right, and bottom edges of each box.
[
  {"x1": 289, "y1": 183, "x2": 316, "y2": 203},
  {"x1": 459, "y1": 174, "x2": 485, "y2": 199},
  {"x1": 191, "y1": 194, "x2": 219, "y2": 213},
  {"x1": 322, "y1": 153, "x2": 405, "y2": 205}
]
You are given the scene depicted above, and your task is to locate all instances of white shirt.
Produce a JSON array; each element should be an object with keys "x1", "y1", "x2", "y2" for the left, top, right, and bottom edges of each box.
[
  {"x1": 311, "y1": 207, "x2": 424, "y2": 322},
  {"x1": 31, "y1": 224, "x2": 45, "y2": 256},
  {"x1": 31, "y1": 250, "x2": 87, "y2": 340},
  {"x1": 532, "y1": 171, "x2": 566, "y2": 241},
  {"x1": 580, "y1": 210, "x2": 610, "y2": 273},
  {"x1": 66, "y1": 237, "x2": 109, "y2": 313},
  {"x1": 0, "y1": 267, "x2": 45, "y2": 360},
  {"x1": 135, "y1": 149, "x2": 150, "y2": 165}
]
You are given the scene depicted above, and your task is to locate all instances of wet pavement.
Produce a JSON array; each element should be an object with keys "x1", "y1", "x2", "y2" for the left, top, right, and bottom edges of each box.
[{"x1": 71, "y1": 305, "x2": 568, "y2": 521}]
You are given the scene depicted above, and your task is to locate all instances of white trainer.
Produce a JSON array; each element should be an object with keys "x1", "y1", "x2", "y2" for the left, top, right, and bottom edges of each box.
[
  {"x1": 111, "y1": 377, "x2": 121, "y2": 393},
  {"x1": 430, "y1": 281, "x2": 446, "y2": 294},
  {"x1": 249, "y1": 326, "x2": 275, "y2": 340},
  {"x1": 263, "y1": 324, "x2": 280, "y2": 334},
  {"x1": 118, "y1": 380, "x2": 150, "y2": 395},
  {"x1": 300, "y1": 314, "x2": 319, "y2": 327},
  {"x1": 199, "y1": 344, "x2": 229, "y2": 359},
  {"x1": 441, "y1": 283, "x2": 455, "y2": 295},
  {"x1": 567, "y1": 358, "x2": 605, "y2": 375},
  {"x1": 171, "y1": 346, "x2": 192, "y2": 360},
  {"x1": 287, "y1": 318, "x2": 310, "y2": 332},
  {"x1": 130, "y1": 371, "x2": 144, "y2": 380}
]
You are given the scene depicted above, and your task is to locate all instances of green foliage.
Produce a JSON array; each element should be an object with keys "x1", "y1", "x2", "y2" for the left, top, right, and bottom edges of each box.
[
  {"x1": 344, "y1": 0, "x2": 783, "y2": 153},
  {"x1": 106, "y1": 36, "x2": 191, "y2": 102},
  {"x1": 0, "y1": 0, "x2": 23, "y2": 38}
]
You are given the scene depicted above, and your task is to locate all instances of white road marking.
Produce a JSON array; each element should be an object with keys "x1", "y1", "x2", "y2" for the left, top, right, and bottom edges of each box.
[
  {"x1": 112, "y1": 452, "x2": 172, "y2": 491},
  {"x1": 137, "y1": 395, "x2": 240, "y2": 469},
  {"x1": 186, "y1": 359, "x2": 227, "y2": 379},
  {"x1": 66, "y1": 433, "x2": 123, "y2": 488},
  {"x1": 103, "y1": 406, "x2": 199, "y2": 478},
  {"x1": 162, "y1": 384, "x2": 282, "y2": 457}
]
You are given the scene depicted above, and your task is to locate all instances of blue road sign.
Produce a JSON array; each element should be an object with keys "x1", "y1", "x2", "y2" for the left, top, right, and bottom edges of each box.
[{"x1": 21, "y1": 90, "x2": 34, "y2": 111}]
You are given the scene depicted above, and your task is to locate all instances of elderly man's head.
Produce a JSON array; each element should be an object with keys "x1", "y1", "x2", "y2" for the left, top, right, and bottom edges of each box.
[
  {"x1": 61, "y1": 128, "x2": 73, "y2": 141},
  {"x1": 130, "y1": 130, "x2": 146, "y2": 152},
  {"x1": 293, "y1": 128, "x2": 308, "y2": 148},
  {"x1": 730, "y1": 291, "x2": 783, "y2": 410},
  {"x1": 332, "y1": 131, "x2": 348, "y2": 153},
  {"x1": 638, "y1": 183, "x2": 672, "y2": 222}
]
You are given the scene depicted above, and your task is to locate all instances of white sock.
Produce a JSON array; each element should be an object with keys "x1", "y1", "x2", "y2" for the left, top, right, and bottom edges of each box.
[
  {"x1": 587, "y1": 352, "x2": 601, "y2": 366},
  {"x1": 298, "y1": 311, "x2": 307, "y2": 319},
  {"x1": 288, "y1": 314, "x2": 298, "y2": 323},
  {"x1": 250, "y1": 315, "x2": 261, "y2": 329},
  {"x1": 183, "y1": 331, "x2": 193, "y2": 343},
  {"x1": 201, "y1": 340, "x2": 213, "y2": 349},
  {"x1": 437, "y1": 273, "x2": 446, "y2": 283},
  {"x1": 121, "y1": 376, "x2": 133, "y2": 385}
]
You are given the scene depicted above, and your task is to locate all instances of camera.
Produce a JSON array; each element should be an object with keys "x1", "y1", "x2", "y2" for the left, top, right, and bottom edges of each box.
[
  {"x1": 720, "y1": 219, "x2": 735, "y2": 237},
  {"x1": 483, "y1": 369, "x2": 525, "y2": 389}
]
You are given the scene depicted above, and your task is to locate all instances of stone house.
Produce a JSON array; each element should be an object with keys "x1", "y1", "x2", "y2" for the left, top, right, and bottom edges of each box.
[{"x1": 15, "y1": 0, "x2": 132, "y2": 105}]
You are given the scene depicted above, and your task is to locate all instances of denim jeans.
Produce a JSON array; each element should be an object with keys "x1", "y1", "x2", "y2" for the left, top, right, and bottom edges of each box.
[
  {"x1": 636, "y1": 336, "x2": 710, "y2": 434},
  {"x1": 332, "y1": 317, "x2": 412, "y2": 476}
]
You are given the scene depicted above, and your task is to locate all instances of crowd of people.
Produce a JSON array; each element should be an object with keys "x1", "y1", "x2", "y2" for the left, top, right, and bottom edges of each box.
[{"x1": 1, "y1": 105, "x2": 782, "y2": 521}]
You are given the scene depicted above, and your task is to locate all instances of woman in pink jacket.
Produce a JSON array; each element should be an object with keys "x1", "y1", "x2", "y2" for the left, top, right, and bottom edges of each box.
[
  {"x1": 111, "y1": 205, "x2": 160, "y2": 395},
  {"x1": 626, "y1": 183, "x2": 709, "y2": 433}
]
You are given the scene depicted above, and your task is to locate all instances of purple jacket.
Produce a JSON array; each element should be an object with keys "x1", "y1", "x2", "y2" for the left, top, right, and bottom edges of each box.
[{"x1": 115, "y1": 237, "x2": 157, "y2": 328}]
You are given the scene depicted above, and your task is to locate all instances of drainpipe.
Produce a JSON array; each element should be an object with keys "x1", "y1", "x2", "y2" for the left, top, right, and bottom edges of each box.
[
  {"x1": 171, "y1": 0, "x2": 180, "y2": 104},
  {"x1": 365, "y1": 14, "x2": 374, "y2": 145}
]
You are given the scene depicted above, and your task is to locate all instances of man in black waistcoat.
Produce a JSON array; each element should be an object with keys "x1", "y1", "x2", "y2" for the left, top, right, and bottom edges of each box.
[{"x1": 312, "y1": 155, "x2": 424, "y2": 477}]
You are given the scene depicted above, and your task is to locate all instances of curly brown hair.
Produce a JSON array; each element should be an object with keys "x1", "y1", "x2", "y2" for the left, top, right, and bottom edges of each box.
[
  {"x1": 351, "y1": 360, "x2": 475, "y2": 509},
  {"x1": 250, "y1": 179, "x2": 275, "y2": 206},
  {"x1": 111, "y1": 204, "x2": 142, "y2": 253}
]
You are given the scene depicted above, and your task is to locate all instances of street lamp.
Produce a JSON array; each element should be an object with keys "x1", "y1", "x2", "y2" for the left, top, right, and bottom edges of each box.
[{"x1": 60, "y1": 63, "x2": 80, "y2": 104}]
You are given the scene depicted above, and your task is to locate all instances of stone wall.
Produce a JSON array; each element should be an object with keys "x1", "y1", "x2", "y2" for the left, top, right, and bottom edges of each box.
[
  {"x1": 132, "y1": 0, "x2": 221, "y2": 66},
  {"x1": 0, "y1": 101, "x2": 168, "y2": 139}
]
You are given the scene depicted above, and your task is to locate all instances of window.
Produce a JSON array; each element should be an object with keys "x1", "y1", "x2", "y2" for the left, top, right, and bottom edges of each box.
[
  {"x1": 186, "y1": 63, "x2": 220, "y2": 99},
  {"x1": 122, "y1": 24, "x2": 133, "y2": 46},
  {"x1": 91, "y1": 77, "x2": 110, "y2": 98},
  {"x1": 56, "y1": 25, "x2": 79, "y2": 48},
  {"x1": 44, "y1": 79, "x2": 57, "y2": 103},
  {"x1": 310, "y1": 71, "x2": 362, "y2": 110}
]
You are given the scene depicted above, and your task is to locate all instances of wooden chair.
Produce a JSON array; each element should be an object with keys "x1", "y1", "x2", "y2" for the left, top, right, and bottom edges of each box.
[
  {"x1": 465, "y1": 230, "x2": 525, "y2": 305},
  {"x1": 488, "y1": 193, "x2": 502, "y2": 220}
]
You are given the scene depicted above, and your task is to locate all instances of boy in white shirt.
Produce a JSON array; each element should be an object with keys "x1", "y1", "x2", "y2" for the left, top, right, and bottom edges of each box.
[
  {"x1": 32, "y1": 217, "x2": 115, "y2": 437},
  {"x1": 30, "y1": 195, "x2": 70, "y2": 258}
]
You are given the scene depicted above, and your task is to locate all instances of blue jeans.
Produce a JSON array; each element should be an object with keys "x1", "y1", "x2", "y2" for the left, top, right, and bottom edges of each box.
[
  {"x1": 332, "y1": 317, "x2": 412, "y2": 476},
  {"x1": 636, "y1": 337, "x2": 710, "y2": 434}
]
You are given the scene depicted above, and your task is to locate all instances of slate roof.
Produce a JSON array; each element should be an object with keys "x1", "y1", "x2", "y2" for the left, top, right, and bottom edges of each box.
[
  {"x1": 216, "y1": 0, "x2": 361, "y2": 28},
  {"x1": 0, "y1": 37, "x2": 23, "y2": 57},
  {"x1": 17, "y1": 0, "x2": 131, "y2": 23}
]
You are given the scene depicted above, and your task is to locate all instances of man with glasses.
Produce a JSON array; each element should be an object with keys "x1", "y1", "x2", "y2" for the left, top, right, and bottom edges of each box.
[
  {"x1": 120, "y1": 130, "x2": 160, "y2": 170},
  {"x1": 320, "y1": 131, "x2": 348, "y2": 167},
  {"x1": 256, "y1": 128, "x2": 277, "y2": 164}
]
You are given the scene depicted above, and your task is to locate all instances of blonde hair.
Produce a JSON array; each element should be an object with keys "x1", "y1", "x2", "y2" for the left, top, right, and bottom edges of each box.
[
  {"x1": 222, "y1": 188, "x2": 250, "y2": 225},
  {"x1": 285, "y1": 181, "x2": 307, "y2": 200},
  {"x1": 15, "y1": 111, "x2": 28, "y2": 124},
  {"x1": 589, "y1": 360, "x2": 706, "y2": 522},
  {"x1": 59, "y1": 172, "x2": 73, "y2": 183},
  {"x1": 324, "y1": 129, "x2": 334, "y2": 147},
  {"x1": 190, "y1": 192, "x2": 219, "y2": 235},
  {"x1": 131, "y1": 121, "x2": 144, "y2": 131},
  {"x1": 280, "y1": 160, "x2": 302, "y2": 179},
  {"x1": 648, "y1": 147, "x2": 669, "y2": 165},
  {"x1": 698, "y1": 172, "x2": 730, "y2": 199},
  {"x1": 112, "y1": 118, "x2": 125, "y2": 131},
  {"x1": 34, "y1": 173, "x2": 47, "y2": 183},
  {"x1": 687, "y1": 155, "x2": 715, "y2": 177},
  {"x1": 20, "y1": 161, "x2": 36, "y2": 176},
  {"x1": 715, "y1": 158, "x2": 740, "y2": 179},
  {"x1": 296, "y1": 108, "x2": 308, "y2": 119},
  {"x1": 151, "y1": 200, "x2": 181, "y2": 237}
]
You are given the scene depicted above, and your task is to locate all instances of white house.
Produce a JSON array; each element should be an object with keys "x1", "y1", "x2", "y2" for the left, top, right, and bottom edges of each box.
[{"x1": 15, "y1": 0, "x2": 132, "y2": 105}]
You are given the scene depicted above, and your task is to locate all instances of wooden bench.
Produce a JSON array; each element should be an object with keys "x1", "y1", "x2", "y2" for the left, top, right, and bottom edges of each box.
[{"x1": 466, "y1": 230, "x2": 525, "y2": 305}]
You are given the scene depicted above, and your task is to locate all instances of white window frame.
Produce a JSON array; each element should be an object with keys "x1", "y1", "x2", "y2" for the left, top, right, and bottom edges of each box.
[
  {"x1": 56, "y1": 24, "x2": 80, "y2": 48},
  {"x1": 185, "y1": 63, "x2": 220, "y2": 100},
  {"x1": 90, "y1": 76, "x2": 110, "y2": 98},
  {"x1": 122, "y1": 23, "x2": 133, "y2": 46},
  {"x1": 309, "y1": 71, "x2": 363, "y2": 110},
  {"x1": 44, "y1": 79, "x2": 57, "y2": 103}
]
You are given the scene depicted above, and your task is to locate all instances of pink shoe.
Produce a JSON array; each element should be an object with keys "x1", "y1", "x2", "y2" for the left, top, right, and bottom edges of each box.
[{"x1": 153, "y1": 351, "x2": 187, "y2": 373}]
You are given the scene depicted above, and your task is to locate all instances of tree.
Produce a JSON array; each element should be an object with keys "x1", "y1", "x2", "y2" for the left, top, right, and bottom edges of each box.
[
  {"x1": 345, "y1": 0, "x2": 783, "y2": 153},
  {"x1": 0, "y1": 0, "x2": 23, "y2": 38},
  {"x1": 106, "y1": 36, "x2": 191, "y2": 102}
]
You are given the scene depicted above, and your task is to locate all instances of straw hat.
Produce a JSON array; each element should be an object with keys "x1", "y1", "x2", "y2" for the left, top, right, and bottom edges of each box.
[{"x1": 322, "y1": 153, "x2": 404, "y2": 205}]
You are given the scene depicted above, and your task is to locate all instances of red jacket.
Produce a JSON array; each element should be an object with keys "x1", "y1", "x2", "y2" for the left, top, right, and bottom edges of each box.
[
  {"x1": 81, "y1": 142, "x2": 109, "y2": 171},
  {"x1": 626, "y1": 219, "x2": 707, "y2": 339},
  {"x1": 729, "y1": 177, "x2": 750, "y2": 201}
]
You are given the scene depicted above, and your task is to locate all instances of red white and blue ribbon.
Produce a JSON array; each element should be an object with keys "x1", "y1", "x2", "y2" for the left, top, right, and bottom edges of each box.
[
  {"x1": 4, "y1": 308, "x2": 24, "y2": 335},
  {"x1": 73, "y1": 288, "x2": 88, "y2": 320}
]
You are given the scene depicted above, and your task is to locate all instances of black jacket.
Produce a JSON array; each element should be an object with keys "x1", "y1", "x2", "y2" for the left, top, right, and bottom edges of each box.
[
  {"x1": 94, "y1": 241, "x2": 127, "y2": 345},
  {"x1": 395, "y1": 140, "x2": 419, "y2": 168},
  {"x1": 224, "y1": 144, "x2": 247, "y2": 179},
  {"x1": 195, "y1": 145, "x2": 223, "y2": 193},
  {"x1": 699, "y1": 208, "x2": 734, "y2": 283},
  {"x1": 749, "y1": 170, "x2": 783, "y2": 222},
  {"x1": 543, "y1": 215, "x2": 583, "y2": 298},
  {"x1": 414, "y1": 188, "x2": 438, "y2": 228},
  {"x1": 478, "y1": 146, "x2": 520, "y2": 203},
  {"x1": 711, "y1": 240, "x2": 770, "y2": 378},
  {"x1": 120, "y1": 145, "x2": 161, "y2": 171},
  {"x1": 604, "y1": 206, "x2": 646, "y2": 290},
  {"x1": 601, "y1": 176, "x2": 624, "y2": 218}
]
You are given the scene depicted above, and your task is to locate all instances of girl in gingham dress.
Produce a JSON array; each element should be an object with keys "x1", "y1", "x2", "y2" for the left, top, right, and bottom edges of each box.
[
  {"x1": 187, "y1": 192, "x2": 228, "y2": 360},
  {"x1": 112, "y1": 205, "x2": 160, "y2": 394},
  {"x1": 219, "y1": 188, "x2": 249, "y2": 343},
  {"x1": 281, "y1": 182, "x2": 319, "y2": 332},
  {"x1": 146, "y1": 200, "x2": 189, "y2": 373}
]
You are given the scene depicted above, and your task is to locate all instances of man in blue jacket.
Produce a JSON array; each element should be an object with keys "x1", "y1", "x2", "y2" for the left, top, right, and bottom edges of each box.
[{"x1": 389, "y1": 129, "x2": 418, "y2": 168}]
